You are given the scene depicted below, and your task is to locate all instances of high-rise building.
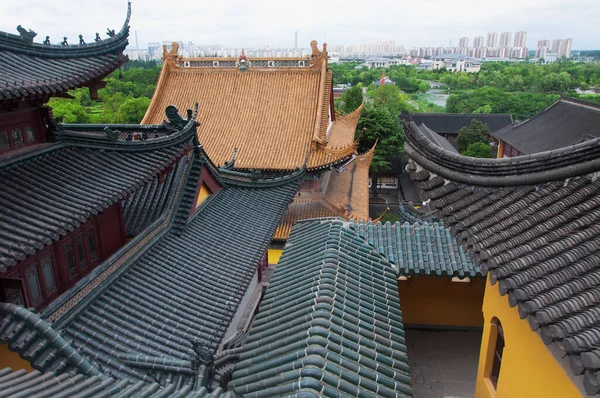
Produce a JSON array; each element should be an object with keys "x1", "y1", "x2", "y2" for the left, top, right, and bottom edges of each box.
[
  {"x1": 514, "y1": 31, "x2": 527, "y2": 48},
  {"x1": 458, "y1": 37, "x2": 469, "y2": 48},
  {"x1": 486, "y1": 32, "x2": 498, "y2": 48},
  {"x1": 536, "y1": 40, "x2": 550, "y2": 58},
  {"x1": 499, "y1": 32, "x2": 512, "y2": 47},
  {"x1": 473, "y1": 36, "x2": 484, "y2": 48},
  {"x1": 557, "y1": 39, "x2": 573, "y2": 58}
]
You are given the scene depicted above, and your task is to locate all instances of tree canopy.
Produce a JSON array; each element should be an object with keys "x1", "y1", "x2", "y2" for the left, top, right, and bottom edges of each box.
[
  {"x1": 339, "y1": 85, "x2": 364, "y2": 115},
  {"x1": 457, "y1": 119, "x2": 491, "y2": 154}
]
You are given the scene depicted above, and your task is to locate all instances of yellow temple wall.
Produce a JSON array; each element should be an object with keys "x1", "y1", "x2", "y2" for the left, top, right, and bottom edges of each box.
[
  {"x1": 268, "y1": 249, "x2": 283, "y2": 265},
  {"x1": 497, "y1": 140, "x2": 504, "y2": 159},
  {"x1": 397, "y1": 276, "x2": 485, "y2": 327},
  {"x1": 475, "y1": 277, "x2": 581, "y2": 398},
  {"x1": 0, "y1": 343, "x2": 33, "y2": 371}
]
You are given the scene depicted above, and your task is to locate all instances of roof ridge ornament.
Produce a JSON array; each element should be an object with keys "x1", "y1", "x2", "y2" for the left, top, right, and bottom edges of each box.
[
  {"x1": 163, "y1": 42, "x2": 181, "y2": 67},
  {"x1": 16, "y1": 25, "x2": 37, "y2": 43},
  {"x1": 238, "y1": 49, "x2": 248, "y2": 71},
  {"x1": 309, "y1": 40, "x2": 328, "y2": 68}
]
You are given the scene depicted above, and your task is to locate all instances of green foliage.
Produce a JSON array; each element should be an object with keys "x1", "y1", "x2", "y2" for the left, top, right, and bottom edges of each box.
[
  {"x1": 118, "y1": 97, "x2": 151, "y2": 124},
  {"x1": 47, "y1": 62, "x2": 160, "y2": 124},
  {"x1": 446, "y1": 87, "x2": 560, "y2": 120},
  {"x1": 367, "y1": 84, "x2": 416, "y2": 115},
  {"x1": 457, "y1": 119, "x2": 491, "y2": 153},
  {"x1": 339, "y1": 86, "x2": 363, "y2": 115},
  {"x1": 462, "y1": 141, "x2": 492, "y2": 158},
  {"x1": 356, "y1": 104, "x2": 404, "y2": 174}
]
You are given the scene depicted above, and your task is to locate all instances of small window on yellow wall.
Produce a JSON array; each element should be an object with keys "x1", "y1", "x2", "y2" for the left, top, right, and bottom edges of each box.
[
  {"x1": 195, "y1": 182, "x2": 212, "y2": 208},
  {"x1": 486, "y1": 318, "x2": 505, "y2": 390}
]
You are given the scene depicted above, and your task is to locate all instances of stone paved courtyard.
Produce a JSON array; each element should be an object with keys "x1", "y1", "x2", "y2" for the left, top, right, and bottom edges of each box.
[{"x1": 405, "y1": 329, "x2": 482, "y2": 398}]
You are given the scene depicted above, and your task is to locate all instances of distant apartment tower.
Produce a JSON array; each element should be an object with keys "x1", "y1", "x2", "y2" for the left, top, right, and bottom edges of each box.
[
  {"x1": 473, "y1": 36, "x2": 484, "y2": 48},
  {"x1": 499, "y1": 32, "x2": 512, "y2": 47},
  {"x1": 536, "y1": 40, "x2": 551, "y2": 58},
  {"x1": 458, "y1": 37, "x2": 469, "y2": 48},
  {"x1": 486, "y1": 32, "x2": 498, "y2": 48},
  {"x1": 514, "y1": 31, "x2": 527, "y2": 47},
  {"x1": 147, "y1": 42, "x2": 161, "y2": 60},
  {"x1": 552, "y1": 39, "x2": 573, "y2": 58}
]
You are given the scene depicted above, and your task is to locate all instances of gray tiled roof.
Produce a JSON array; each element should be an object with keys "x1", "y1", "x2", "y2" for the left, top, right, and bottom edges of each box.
[
  {"x1": 0, "y1": 164, "x2": 300, "y2": 389},
  {"x1": 0, "y1": 144, "x2": 186, "y2": 271},
  {"x1": 405, "y1": 118, "x2": 600, "y2": 395},
  {"x1": 491, "y1": 98, "x2": 600, "y2": 154},
  {"x1": 409, "y1": 112, "x2": 513, "y2": 135},
  {"x1": 0, "y1": 3, "x2": 130, "y2": 102},
  {"x1": 0, "y1": 366, "x2": 216, "y2": 397},
  {"x1": 349, "y1": 219, "x2": 480, "y2": 277},
  {"x1": 1, "y1": 181, "x2": 299, "y2": 383},
  {"x1": 230, "y1": 218, "x2": 412, "y2": 397}
]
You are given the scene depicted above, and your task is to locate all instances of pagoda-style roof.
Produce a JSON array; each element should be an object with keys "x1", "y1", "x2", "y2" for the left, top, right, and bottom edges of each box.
[
  {"x1": 405, "y1": 119, "x2": 600, "y2": 395},
  {"x1": 0, "y1": 3, "x2": 130, "y2": 103},
  {"x1": 0, "y1": 142, "x2": 302, "y2": 388},
  {"x1": 230, "y1": 218, "x2": 412, "y2": 397},
  {"x1": 409, "y1": 112, "x2": 513, "y2": 136},
  {"x1": 142, "y1": 41, "x2": 362, "y2": 171},
  {"x1": 491, "y1": 97, "x2": 600, "y2": 155},
  {"x1": 273, "y1": 143, "x2": 374, "y2": 241},
  {"x1": 0, "y1": 105, "x2": 198, "y2": 271},
  {"x1": 349, "y1": 219, "x2": 480, "y2": 278}
]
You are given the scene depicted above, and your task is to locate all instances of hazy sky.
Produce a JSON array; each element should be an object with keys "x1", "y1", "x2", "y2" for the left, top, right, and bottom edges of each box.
[{"x1": 2, "y1": 0, "x2": 598, "y2": 50}]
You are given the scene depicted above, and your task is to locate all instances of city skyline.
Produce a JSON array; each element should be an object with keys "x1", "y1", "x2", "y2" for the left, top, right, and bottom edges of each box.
[{"x1": 2, "y1": 0, "x2": 598, "y2": 51}]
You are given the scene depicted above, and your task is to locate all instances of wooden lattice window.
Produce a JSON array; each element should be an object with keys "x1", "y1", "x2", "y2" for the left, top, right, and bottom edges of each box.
[
  {"x1": 489, "y1": 319, "x2": 505, "y2": 389},
  {"x1": 40, "y1": 255, "x2": 57, "y2": 296},
  {"x1": 11, "y1": 128, "x2": 23, "y2": 147},
  {"x1": 0, "y1": 132, "x2": 9, "y2": 151},
  {"x1": 64, "y1": 243, "x2": 77, "y2": 279},
  {"x1": 86, "y1": 229, "x2": 98, "y2": 262},
  {"x1": 76, "y1": 234, "x2": 87, "y2": 270},
  {"x1": 24, "y1": 264, "x2": 43, "y2": 307}
]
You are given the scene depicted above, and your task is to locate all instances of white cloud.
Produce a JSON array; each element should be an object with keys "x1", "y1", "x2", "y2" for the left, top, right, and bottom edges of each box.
[{"x1": 1, "y1": 0, "x2": 598, "y2": 49}]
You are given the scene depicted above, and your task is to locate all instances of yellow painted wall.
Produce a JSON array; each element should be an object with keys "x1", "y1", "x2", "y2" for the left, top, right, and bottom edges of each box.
[
  {"x1": 268, "y1": 249, "x2": 282, "y2": 265},
  {"x1": 497, "y1": 140, "x2": 504, "y2": 159},
  {"x1": 0, "y1": 343, "x2": 33, "y2": 372},
  {"x1": 397, "y1": 276, "x2": 485, "y2": 327},
  {"x1": 195, "y1": 183, "x2": 211, "y2": 208},
  {"x1": 475, "y1": 277, "x2": 581, "y2": 398}
]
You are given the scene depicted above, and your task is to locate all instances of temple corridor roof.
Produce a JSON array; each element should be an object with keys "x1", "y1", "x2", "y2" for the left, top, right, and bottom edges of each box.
[
  {"x1": 405, "y1": 119, "x2": 600, "y2": 395},
  {"x1": 349, "y1": 219, "x2": 480, "y2": 278},
  {"x1": 492, "y1": 98, "x2": 600, "y2": 155},
  {"x1": 0, "y1": 148, "x2": 300, "y2": 387},
  {"x1": 0, "y1": 3, "x2": 130, "y2": 103},
  {"x1": 0, "y1": 105, "x2": 199, "y2": 271},
  {"x1": 142, "y1": 41, "x2": 361, "y2": 171},
  {"x1": 230, "y1": 218, "x2": 412, "y2": 397},
  {"x1": 409, "y1": 112, "x2": 513, "y2": 135},
  {"x1": 273, "y1": 144, "x2": 374, "y2": 241}
]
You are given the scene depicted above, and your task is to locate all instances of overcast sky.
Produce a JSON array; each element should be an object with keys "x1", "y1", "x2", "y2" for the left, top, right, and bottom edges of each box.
[{"x1": 3, "y1": 0, "x2": 598, "y2": 50}]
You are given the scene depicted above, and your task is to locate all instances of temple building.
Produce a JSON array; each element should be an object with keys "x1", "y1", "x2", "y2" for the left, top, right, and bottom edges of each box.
[
  {"x1": 492, "y1": 97, "x2": 600, "y2": 158},
  {"x1": 0, "y1": 6, "x2": 415, "y2": 397},
  {"x1": 141, "y1": 41, "x2": 372, "y2": 248},
  {"x1": 405, "y1": 116, "x2": 600, "y2": 397},
  {"x1": 409, "y1": 112, "x2": 513, "y2": 143}
]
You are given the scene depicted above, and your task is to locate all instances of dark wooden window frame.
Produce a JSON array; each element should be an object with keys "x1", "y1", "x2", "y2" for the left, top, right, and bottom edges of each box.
[
  {"x1": 487, "y1": 318, "x2": 505, "y2": 390},
  {"x1": 19, "y1": 248, "x2": 59, "y2": 310},
  {"x1": 0, "y1": 123, "x2": 38, "y2": 154}
]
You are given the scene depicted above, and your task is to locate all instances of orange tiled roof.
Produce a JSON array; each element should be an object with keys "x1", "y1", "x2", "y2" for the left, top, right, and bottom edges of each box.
[
  {"x1": 273, "y1": 144, "x2": 375, "y2": 241},
  {"x1": 142, "y1": 41, "x2": 361, "y2": 171}
]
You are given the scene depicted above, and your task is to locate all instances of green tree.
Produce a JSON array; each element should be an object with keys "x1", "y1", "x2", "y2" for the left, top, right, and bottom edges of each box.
[
  {"x1": 340, "y1": 86, "x2": 363, "y2": 115},
  {"x1": 356, "y1": 104, "x2": 404, "y2": 198},
  {"x1": 457, "y1": 119, "x2": 491, "y2": 153},
  {"x1": 463, "y1": 141, "x2": 492, "y2": 158},
  {"x1": 118, "y1": 97, "x2": 151, "y2": 123}
]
